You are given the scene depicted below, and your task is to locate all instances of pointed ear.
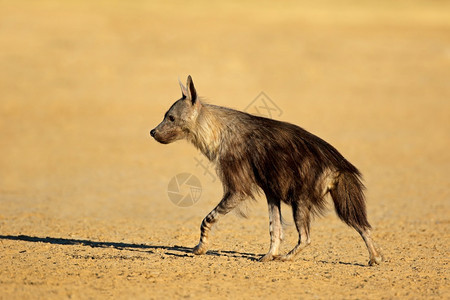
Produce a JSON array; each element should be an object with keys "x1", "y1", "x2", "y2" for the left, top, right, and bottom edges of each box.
[
  {"x1": 186, "y1": 75, "x2": 197, "y2": 105},
  {"x1": 178, "y1": 77, "x2": 188, "y2": 98}
]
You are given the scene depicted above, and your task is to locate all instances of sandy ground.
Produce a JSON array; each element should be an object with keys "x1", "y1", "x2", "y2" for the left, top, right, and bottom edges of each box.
[{"x1": 0, "y1": 1, "x2": 449, "y2": 299}]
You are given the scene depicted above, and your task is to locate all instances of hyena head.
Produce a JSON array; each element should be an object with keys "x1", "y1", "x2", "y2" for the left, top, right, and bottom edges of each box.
[{"x1": 150, "y1": 75, "x2": 201, "y2": 144}]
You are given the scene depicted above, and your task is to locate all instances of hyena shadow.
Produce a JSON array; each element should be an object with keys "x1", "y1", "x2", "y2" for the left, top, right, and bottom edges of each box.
[
  {"x1": 0, "y1": 235, "x2": 369, "y2": 266},
  {"x1": 0, "y1": 234, "x2": 259, "y2": 261}
]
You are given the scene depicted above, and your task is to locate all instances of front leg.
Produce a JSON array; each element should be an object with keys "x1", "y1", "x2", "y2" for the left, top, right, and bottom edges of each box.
[
  {"x1": 259, "y1": 198, "x2": 283, "y2": 262},
  {"x1": 193, "y1": 192, "x2": 242, "y2": 255},
  {"x1": 192, "y1": 209, "x2": 217, "y2": 255}
]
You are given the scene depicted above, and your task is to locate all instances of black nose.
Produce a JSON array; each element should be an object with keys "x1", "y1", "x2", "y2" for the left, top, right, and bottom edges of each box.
[{"x1": 150, "y1": 129, "x2": 156, "y2": 137}]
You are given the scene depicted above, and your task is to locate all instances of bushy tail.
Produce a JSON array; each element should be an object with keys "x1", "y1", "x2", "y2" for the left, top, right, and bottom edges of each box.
[{"x1": 329, "y1": 172, "x2": 371, "y2": 231}]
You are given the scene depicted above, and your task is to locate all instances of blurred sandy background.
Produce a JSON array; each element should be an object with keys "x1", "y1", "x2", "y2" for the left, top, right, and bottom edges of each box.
[{"x1": 0, "y1": 0, "x2": 449, "y2": 298}]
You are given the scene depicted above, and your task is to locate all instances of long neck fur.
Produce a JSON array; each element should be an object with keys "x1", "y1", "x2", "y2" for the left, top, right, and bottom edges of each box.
[{"x1": 187, "y1": 103, "x2": 225, "y2": 162}]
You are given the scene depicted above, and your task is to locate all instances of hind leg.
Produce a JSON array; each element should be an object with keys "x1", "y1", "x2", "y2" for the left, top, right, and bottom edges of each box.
[
  {"x1": 356, "y1": 227, "x2": 383, "y2": 265},
  {"x1": 259, "y1": 198, "x2": 283, "y2": 262},
  {"x1": 280, "y1": 202, "x2": 312, "y2": 261}
]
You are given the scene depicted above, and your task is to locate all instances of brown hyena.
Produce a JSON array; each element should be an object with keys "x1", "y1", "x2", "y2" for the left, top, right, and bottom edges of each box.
[{"x1": 150, "y1": 76, "x2": 382, "y2": 265}]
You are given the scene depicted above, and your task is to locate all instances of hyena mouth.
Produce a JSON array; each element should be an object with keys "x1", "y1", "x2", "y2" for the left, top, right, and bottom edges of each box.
[
  {"x1": 151, "y1": 132, "x2": 175, "y2": 144},
  {"x1": 152, "y1": 134, "x2": 168, "y2": 144},
  {"x1": 150, "y1": 129, "x2": 168, "y2": 144},
  {"x1": 155, "y1": 138, "x2": 169, "y2": 144}
]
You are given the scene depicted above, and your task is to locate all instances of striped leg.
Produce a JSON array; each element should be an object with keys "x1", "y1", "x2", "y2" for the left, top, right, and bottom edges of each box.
[
  {"x1": 259, "y1": 199, "x2": 283, "y2": 262},
  {"x1": 193, "y1": 192, "x2": 241, "y2": 255},
  {"x1": 280, "y1": 202, "x2": 311, "y2": 261}
]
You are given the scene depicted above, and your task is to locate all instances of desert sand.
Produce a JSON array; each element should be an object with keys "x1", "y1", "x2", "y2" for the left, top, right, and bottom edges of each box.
[{"x1": 0, "y1": 1, "x2": 449, "y2": 299}]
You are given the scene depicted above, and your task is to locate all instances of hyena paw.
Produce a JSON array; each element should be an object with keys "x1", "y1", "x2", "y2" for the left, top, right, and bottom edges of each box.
[
  {"x1": 259, "y1": 253, "x2": 278, "y2": 262},
  {"x1": 193, "y1": 243, "x2": 207, "y2": 255},
  {"x1": 368, "y1": 255, "x2": 383, "y2": 266},
  {"x1": 278, "y1": 254, "x2": 294, "y2": 262}
]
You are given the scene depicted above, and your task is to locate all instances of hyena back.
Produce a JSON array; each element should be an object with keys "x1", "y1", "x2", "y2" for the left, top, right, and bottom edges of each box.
[{"x1": 150, "y1": 76, "x2": 382, "y2": 265}]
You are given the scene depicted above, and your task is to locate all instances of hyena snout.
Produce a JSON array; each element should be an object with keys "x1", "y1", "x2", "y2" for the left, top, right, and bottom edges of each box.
[{"x1": 150, "y1": 125, "x2": 181, "y2": 144}]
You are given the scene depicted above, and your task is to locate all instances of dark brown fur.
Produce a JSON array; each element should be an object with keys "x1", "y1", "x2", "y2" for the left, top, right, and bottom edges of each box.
[{"x1": 150, "y1": 76, "x2": 382, "y2": 265}]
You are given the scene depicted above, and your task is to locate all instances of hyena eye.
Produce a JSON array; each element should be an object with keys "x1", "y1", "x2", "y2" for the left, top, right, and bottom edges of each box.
[{"x1": 168, "y1": 115, "x2": 175, "y2": 122}]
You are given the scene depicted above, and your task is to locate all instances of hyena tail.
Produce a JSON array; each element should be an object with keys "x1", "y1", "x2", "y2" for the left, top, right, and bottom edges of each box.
[{"x1": 329, "y1": 172, "x2": 371, "y2": 231}]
